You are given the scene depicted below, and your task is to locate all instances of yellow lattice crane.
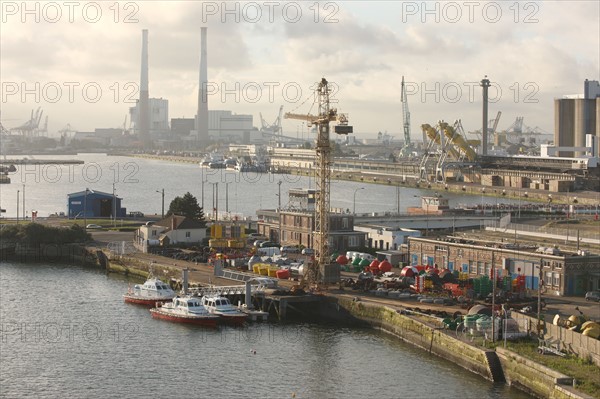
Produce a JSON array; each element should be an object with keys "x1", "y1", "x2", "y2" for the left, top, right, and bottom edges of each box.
[{"x1": 284, "y1": 78, "x2": 351, "y2": 286}]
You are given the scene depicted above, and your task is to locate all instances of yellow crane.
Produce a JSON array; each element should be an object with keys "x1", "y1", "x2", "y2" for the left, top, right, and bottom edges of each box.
[{"x1": 284, "y1": 78, "x2": 351, "y2": 286}]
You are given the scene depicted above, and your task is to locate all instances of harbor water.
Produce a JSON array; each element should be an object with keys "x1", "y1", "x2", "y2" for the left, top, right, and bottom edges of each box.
[
  {"x1": 0, "y1": 262, "x2": 532, "y2": 398},
  {"x1": 0, "y1": 154, "x2": 523, "y2": 218}
]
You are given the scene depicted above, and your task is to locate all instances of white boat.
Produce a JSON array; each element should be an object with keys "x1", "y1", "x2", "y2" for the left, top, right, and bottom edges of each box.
[
  {"x1": 123, "y1": 277, "x2": 176, "y2": 306},
  {"x1": 150, "y1": 296, "x2": 219, "y2": 327},
  {"x1": 202, "y1": 296, "x2": 248, "y2": 325}
]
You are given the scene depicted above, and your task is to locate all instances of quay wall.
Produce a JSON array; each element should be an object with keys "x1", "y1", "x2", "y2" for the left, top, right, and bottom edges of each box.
[
  {"x1": 496, "y1": 347, "x2": 595, "y2": 399},
  {"x1": 324, "y1": 296, "x2": 593, "y2": 399},
  {"x1": 323, "y1": 297, "x2": 495, "y2": 381}
]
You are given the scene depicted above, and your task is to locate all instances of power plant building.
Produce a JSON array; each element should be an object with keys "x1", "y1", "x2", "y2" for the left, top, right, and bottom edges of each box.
[
  {"x1": 554, "y1": 80, "x2": 600, "y2": 157},
  {"x1": 130, "y1": 98, "x2": 169, "y2": 136}
]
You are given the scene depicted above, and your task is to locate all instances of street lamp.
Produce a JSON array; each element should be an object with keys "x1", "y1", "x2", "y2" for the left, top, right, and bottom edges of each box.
[
  {"x1": 16, "y1": 190, "x2": 20, "y2": 224},
  {"x1": 225, "y1": 182, "x2": 231, "y2": 214},
  {"x1": 211, "y1": 183, "x2": 218, "y2": 221},
  {"x1": 22, "y1": 184, "x2": 25, "y2": 220},
  {"x1": 156, "y1": 188, "x2": 165, "y2": 219},
  {"x1": 113, "y1": 183, "x2": 117, "y2": 227},
  {"x1": 353, "y1": 187, "x2": 364, "y2": 215},
  {"x1": 277, "y1": 180, "x2": 282, "y2": 243},
  {"x1": 84, "y1": 188, "x2": 89, "y2": 229}
]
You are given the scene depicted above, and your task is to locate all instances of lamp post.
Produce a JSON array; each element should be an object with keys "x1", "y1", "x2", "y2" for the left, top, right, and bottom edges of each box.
[
  {"x1": 225, "y1": 182, "x2": 231, "y2": 214},
  {"x1": 426, "y1": 198, "x2": 429, "y2": 237},
  {"x1": 156, "y1": 188, "x2": 165, "y2": 219},
  {"x1": 537, "y1": 258, "x2": 544, "y2": 339},
  {"x1": 22, "y1": 184, "x2": 25, "y2": 220},
  {"x1": 211, "y1": 183, "x2": 218, "y2": 221},
  {"x1": 84, "y1": 188, "x2": 89, "y2": 230},
  {"x1": 201, "y1": 178, "x2": 205, "y2": 210},
  {"x1": 277, "y1": 180, "x2": 282, "y2": 243},
  {"x1": 491, "y1": 250, "x2": 496, "y2": 343},
  {"x1": 113, "y1": 183, "x2": 117, "y2": 227},
  {"x1": 396, "y1": 182, "x2": 400, "y2": 214},
  {"x1": 16, "y1": 190, "x2": 20, "y2": 224},
  {"x1": 353, "y1": 187, "x2": 364, "y2": 215}
]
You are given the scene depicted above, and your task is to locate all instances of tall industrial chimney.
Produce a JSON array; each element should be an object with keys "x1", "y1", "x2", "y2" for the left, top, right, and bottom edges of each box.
[
  {"x1": 480, "y1": 76, "x2": 490, "y2": 156},
  {"x1": 197, "y1": 27, "x2": 209, "y2": 145},
  {"x1": 139, "y1": 29, "x2": 150, "y2": 146}
]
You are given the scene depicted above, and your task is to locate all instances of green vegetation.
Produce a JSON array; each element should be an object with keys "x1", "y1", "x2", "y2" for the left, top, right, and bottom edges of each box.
[
  {"x1": 505, "y1": 340, "x2": 600, "y2": 398},
  {"x1": 0, "y1": 223, "x2": 90, "y2": 244},
  {"x1": 167, "y1": 192, "x2": 206, "y2": 224}
]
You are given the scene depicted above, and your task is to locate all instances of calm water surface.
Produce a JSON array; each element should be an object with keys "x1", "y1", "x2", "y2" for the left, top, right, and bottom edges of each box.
[
  {"x1": 0, "y1": 153, "x2": 524, "y2": 218},
  {"x1": 0, "y1": 263, "x2": 532, "y2": 399}
]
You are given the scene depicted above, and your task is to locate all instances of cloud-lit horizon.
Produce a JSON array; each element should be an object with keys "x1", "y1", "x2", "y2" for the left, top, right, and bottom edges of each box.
[{"x1": 1, "y1": 1, "x2": 598, "y2": 139}]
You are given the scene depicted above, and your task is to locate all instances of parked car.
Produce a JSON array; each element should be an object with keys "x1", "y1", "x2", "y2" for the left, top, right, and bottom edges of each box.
[
  {"x1": 86, "y1": 224, "x2": 102, "y2": 229},
  {"x1": 253, "y1": 240, "x2": 267, "y2": 247},
  {"x1": 247, "y1": 233, "x2": 266, "y2": 239},
  {"x1": 585, "y1": 290, "x2": 600, "y2": 302},
  {"x1": 301, "y1": 248, "x2": 314, "y2": 255},
  {"x1": 260, "y1": 241, "x2": 279, "y2": 248},
  {"x1": 281, "y1": 245, "x2": 300, "y2": 253}
]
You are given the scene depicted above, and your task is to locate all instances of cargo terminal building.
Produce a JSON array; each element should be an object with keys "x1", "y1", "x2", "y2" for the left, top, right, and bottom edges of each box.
[{"x1": 408, "y1": 235, "x2": 599, "y2": 297}]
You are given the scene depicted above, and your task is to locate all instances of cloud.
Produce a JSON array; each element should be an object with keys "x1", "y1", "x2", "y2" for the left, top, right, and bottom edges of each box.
[{"x1": 0, "y1": 1, "x2": 598, "y2": 135}]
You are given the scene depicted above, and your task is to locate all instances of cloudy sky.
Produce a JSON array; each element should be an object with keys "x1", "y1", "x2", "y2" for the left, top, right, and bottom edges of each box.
[{"x1": 1, "y1": 1, "x2": 598, "y2": 139}]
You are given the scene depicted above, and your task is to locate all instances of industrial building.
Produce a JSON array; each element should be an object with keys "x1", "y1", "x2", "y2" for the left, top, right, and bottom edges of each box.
[
  {"x1": 408, "y1": 235, "x2": 599, "y2": 297},
  {"x1": 554, "y1": 79, "x2": 600, "y2": 157},
  {"x1": 256, "y1": 188, "x2": 366, "y2": 252},
  {"x1": 67, "y1": 189, "x2": 126, "y2": 219},
  {"x1": 129, "y1": 98, "x2": 170, "y2": 137}
]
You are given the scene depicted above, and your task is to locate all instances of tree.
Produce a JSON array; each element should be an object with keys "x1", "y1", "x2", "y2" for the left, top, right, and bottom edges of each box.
[{"x1": 167, "y1": 192, "x2": 206, "y2": 225}]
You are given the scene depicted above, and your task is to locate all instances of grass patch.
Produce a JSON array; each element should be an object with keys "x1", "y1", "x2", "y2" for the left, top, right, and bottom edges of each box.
[{"x1": 505, "y1": 340, "x2": 600, "y2": 398}]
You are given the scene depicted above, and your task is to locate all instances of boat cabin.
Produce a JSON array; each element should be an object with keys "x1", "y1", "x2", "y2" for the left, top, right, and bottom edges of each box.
[
  {"x1": 174, "y1": 298, "x2": 203, "y2": 308},
  {"x1": 202, "y1": 296, "x2": 232, "y2": 309},
  {"x1": 138, "y1": 279, "x2": 173, "y2": 293}
]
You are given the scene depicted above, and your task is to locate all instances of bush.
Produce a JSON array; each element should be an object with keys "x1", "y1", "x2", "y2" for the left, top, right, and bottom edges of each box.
[{"x1": 0, "y1": 223, "x2": 90, "y2": 244}]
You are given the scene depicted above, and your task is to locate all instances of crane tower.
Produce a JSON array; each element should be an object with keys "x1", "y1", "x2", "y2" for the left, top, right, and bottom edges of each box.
[
  {"x1": 400, "y1": 76, "x2": 412, "y2": 157},
  {"x1": 284, "y1": 78, "x2": 352, "y2": 285}
]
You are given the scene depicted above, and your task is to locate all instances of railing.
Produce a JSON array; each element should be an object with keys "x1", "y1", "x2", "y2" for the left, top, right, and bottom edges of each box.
[
  {"x1": 187, "y1": 284, "x2": 265, "y2": 297},
  {"x1": 485, "y1": 221, "x2": 600, "y2": 241}
]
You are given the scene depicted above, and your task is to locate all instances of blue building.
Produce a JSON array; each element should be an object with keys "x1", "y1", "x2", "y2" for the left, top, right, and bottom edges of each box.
[{"x1": 68, "y1": 189, "x2": 126, "y2": 218}]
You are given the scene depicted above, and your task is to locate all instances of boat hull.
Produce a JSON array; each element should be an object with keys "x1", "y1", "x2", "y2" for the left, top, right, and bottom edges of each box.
[
  {"x1": 150, "y1": 309, "x2": 219, "y2": 327},
  {"x1": 217, "y1": 313, "x2": 248, "y2": 326},
  {"x1": 123, "y1": 294, "x2": 173, "y2": 307}
]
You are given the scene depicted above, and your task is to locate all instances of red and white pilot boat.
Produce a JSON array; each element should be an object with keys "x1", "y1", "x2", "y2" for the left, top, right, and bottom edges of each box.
[
  {"x1": 150, "y1": 296, "x2": 220, "y2": 327},
  {"x1": 202, "y1": 295, "x2": 248, "y2": 326},
  {"x1": 123, "y1": 277, "x2": 176, "y2": 306}
]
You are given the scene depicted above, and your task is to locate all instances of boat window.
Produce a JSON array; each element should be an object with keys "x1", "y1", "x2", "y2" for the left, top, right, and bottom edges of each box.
[{"x1": 156, "y1": 285, "x2": 162, "y2": 290}]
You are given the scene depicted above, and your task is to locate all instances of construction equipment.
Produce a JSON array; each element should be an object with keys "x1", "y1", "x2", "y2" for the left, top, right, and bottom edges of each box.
[
  {"x1": 399, "y1": 76, "x2": 413, "y2": 157},
  {"x1": 10, "y1": 107, "x2": 44, "y2": 136},
  {"x1": 284, "y1": 78, "x2": 351, "y2": 286},
  {"x1": 260, "y1": 105, "x2": 284, "y2": 136},
  {"x1": 419, "y1": 120, "x2": 477, "y2": 182}
]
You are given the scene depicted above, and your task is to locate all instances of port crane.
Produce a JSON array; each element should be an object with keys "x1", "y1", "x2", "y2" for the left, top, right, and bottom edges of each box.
[
  {"x1": 259, "y1": 105, "x2": 284, "y2": 136},
  {"x1": 284, "y1": 78, "x2": 352, "y2": 286},
  {"x1": 11, "y1": 107, "x2": 44, "y2": 136},
  {"x1": 399, "y1": 76, "x2": 413, "y2": 157}
]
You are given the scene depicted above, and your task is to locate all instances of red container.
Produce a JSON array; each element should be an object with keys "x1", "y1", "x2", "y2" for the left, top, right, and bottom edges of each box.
[{"x1": 276, "y1": 269, "x2": 290, "y2": 279}]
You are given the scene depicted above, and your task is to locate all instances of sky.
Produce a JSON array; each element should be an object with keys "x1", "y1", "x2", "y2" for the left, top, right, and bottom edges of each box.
[{"x1": 1, "y1": 1, "x2": 599, "y2": 140}]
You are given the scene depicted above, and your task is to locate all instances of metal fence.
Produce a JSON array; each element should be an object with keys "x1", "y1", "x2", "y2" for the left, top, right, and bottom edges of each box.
[{"x1": 484, "y1": 221, "x2": 599, "y2": 241}]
